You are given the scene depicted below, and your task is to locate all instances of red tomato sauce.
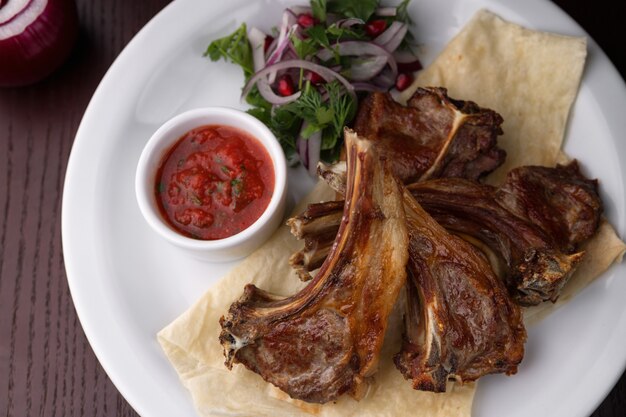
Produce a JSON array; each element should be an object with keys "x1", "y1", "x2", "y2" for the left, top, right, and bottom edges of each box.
[{"x1": 155, "y1": 125, "x2": 274, "y2": 240}]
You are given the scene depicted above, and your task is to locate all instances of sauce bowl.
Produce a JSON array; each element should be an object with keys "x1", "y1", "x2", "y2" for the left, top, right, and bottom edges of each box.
[{"x1": 135, "y1": 107, "x2": 287, "y2": 262}]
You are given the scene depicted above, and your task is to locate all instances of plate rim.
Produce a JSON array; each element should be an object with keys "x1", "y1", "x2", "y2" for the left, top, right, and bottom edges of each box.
[{"x1": 61, "y1": 0, "x2": 626, "y2": 416}]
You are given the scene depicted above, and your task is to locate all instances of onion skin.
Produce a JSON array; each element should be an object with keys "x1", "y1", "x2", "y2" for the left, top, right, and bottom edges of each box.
[{"x1": 0, "y1": 0, "x2": 79, "y2": 87}]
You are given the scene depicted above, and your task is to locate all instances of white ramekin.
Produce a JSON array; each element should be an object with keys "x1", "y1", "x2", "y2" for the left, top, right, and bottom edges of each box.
[{"x1": 135, "y1": 107, "x2": 287, "y2": 262}]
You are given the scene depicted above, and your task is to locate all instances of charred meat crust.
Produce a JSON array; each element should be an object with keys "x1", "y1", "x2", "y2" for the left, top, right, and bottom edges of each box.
[
  {"x1": 394, "y1": 190, "x2": 525, "y2": 391},
  {"x1": 408, "y1": 161, "x2": 601, "y2": 304},
  {"x1": 287, "y1": 185, "x2": 527, "y2": 392},
  {"x1": 353, "y1": 88, "x2": 506, "y2": 183},
  {"x1": 219, "y1": 129, "x2": 409, "y2": 404},
  {"x1": 293, "y1": 161, "x2": 602, "y2": 305}
]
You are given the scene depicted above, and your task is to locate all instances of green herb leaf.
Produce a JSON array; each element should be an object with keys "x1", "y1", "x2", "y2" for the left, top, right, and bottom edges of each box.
[
  {"x1": 269, "y1": 81, "x2": 356, "y2": 159},
  {"x1": 301, "y1": 122, "x2": 323, "y2": 139},
  {"x1": 247, "y1": 106, "x2": 271, "y2": 126},
  {"x1": 310, "y1": 0, "x2": 327, "y2": 22},
  {"x1": 316, "y1": 107, "x2": 334, "y2": 125},
  {"x1": 190, "y1": 194, "x2": 202, "y2": 205},
  {"x1": 326, "y1": 22, "x2": 367, "y2": 42},
  {"x1": 204, "y1": 23, "x2": 254, "y2": 78},
  {"x1": 321, "y1": 128, "x2": 339, "y2": 151},
  {"x1": 327, "y1": 0, "x2": 379, "y2": 21},
  {"x1": 291, "y1": 36, "x2": 318, "y2": 59},
  {"x1": 305, "y1": 25, "x2": 331, "y2": 49},
  {"x1": 244, "y1": 85, "x2": 272, "y2": 110},
  {"x1": 266, "y1": 105, "x2": 301, "y2": 157},
  {"x1": 231, "y1": 178, "x2": 243, "y2": 196},
  {"x1": 396, "y1": 0, "x2": 413, "y2": 25},
  {"x1": 324, "y1": 80, "x2": 356, "y2": 149}
]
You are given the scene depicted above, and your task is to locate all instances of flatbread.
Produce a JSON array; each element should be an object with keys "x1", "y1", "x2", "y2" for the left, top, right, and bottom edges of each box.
[
  {"x1": 159, "y1": 181, "x2": 475, "y2": 417},
  {"x1": 158, "y1": 9, "x2": 624, "y2": 417},
  {"x1": 396, "y1": 9, "x2": 587, "y2": 185}
]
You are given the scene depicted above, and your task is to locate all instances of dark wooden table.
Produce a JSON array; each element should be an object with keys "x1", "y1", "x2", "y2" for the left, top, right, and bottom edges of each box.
[{"x1": 0, "y1": 0, "x2": 624, "y2": 416}]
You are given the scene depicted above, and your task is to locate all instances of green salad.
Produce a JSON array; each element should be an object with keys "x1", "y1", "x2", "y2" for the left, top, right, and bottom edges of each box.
[{"x1": 205, "y1": 0, "x2": 420, "y2": 173}]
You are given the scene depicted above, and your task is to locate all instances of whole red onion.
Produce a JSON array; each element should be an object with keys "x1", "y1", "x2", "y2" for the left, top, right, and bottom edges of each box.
[{"x1": 0, "y1": 0, "x2": 79, "y2": 87}]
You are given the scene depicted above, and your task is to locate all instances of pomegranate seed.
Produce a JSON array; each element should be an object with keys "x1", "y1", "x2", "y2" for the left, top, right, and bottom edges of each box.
[
  {"x1": 277, "y1": 74, "x2": 296, "y2": 96},
  {"x1": 365, "y1": 19, "x2": 387, "y2": 37},
  {"x1": 395, "y1": 72, "x2": 414, "y2": 91},
  {"x1": 305, "y1": 71, "x2": 324, "y2": 85},
  {"x1": 297, "y1": 13, "x2": 317, "y2": 29},
  {"x1": 263, "y1": 35, "x2": 275, "y2": 53}
]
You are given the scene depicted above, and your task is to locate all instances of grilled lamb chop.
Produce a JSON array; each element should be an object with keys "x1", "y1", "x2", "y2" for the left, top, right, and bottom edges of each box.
[
  {"x1": 407, "y1": 161, "x2": 601, "y2": 305},
  {"x1": 219, "y1": 129, "x2": 409, "y2": 404},
  {"x1": 395, "y1": 189, "x2": 525, "y2": 391},
  {"x1": 494, "y1": 161, "x2": 601, "y2": 253},
  {"x1": 291, "y1": 161, "x2": 602, "y2": 305},
  {"x1": 353, "y1": 88, "x2": 506, "y2": 183},
  {"x1": 287, "y1": 184, "x2": 526, "y2": 391}
]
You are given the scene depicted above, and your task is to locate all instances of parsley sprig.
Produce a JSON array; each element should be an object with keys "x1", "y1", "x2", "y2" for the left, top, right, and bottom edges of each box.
[
  {"x1": 249, "y1": 81, "x2": 356, "y2": 161},
  {"x1": 204, "y1": 23, "x2": 253, "y2": 78}
]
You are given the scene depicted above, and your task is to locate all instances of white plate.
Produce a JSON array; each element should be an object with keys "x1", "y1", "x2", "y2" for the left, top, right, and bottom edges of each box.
[{"x1": 62, "y1": 0, "x2": 626, "y2": 416}]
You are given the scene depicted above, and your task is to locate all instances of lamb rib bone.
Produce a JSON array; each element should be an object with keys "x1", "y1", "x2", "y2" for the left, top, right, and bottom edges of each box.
[
  {"x1": 395, "y1": 189, "x2": 526, "y2": 391},
  {"x1": 291, "y1": 161, "x2": 601, "y2": 305},
  {"x1": 219, "y1": 128, "x2": 409, "y2": 404},
  {"x1": 286, "y1": 200, "x2": 344, "y2": 281}
]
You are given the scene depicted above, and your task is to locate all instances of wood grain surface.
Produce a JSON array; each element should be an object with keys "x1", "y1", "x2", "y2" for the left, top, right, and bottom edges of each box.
[{"x1": 0, "y1": 0, "x2": 624, "y2": 416}]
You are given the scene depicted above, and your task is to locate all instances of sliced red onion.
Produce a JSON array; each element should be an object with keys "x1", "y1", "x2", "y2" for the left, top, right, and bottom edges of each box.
[
  {"x1": 268, "y1": 25, "x2": 298, "y2": 83},
  {"x1": 349, "y1": 55, "x2": 388, "y2": 81},
  {"x1": 373, "y1": 68, "x2": 396, "y2": 89},
  {"x1": 295, "y1": 115, "x2": 329, "y2": 177},
  {"x1": 336, "y1": 17, "x2": 364, "y2": 28},
  {"x1": 373, "y1": 21, "x2": 407, "y2": 53},
  {"x1": 283, "y1": 8, "x2": 297, "y2": 25},
  {"x1": 372, "y1": 21, "x2": 402, "y2": 46},
  {"x1": 264, "y1": 35, "x2": 278, "y2": 61},
  {"x1": 288, "y1": 6, "x2": 312, "y2": 16},
  {"x1": 287, "y1": 152, "x2": 301, "y2": 167},
  {"x1": 352, "y1": 82, "x2": 387, "y2": 92},
  {"x1": 393, "y1": 49, "x2": 423, "y2": 72},
  {"x1": 375, "y1": 7, "x2": 397, "y2": 17},
  {"x1": 393, "y1": 48, "x2": 421, "y2": 63},
  {"x1": 266, "y1": 25, "x2": 296, "y2": 67},
  {"x1": 266, "y1": 11, "x2": 297, "y2": 82},
  {"x1": 242, "y1": 59, "x2": 356, "y2": 104},
  {"x1": 247, "y1": 26, "x2": 295, "y2": 105},
  {"x1": 316, "y1": 41, "x2": 397, "y2": 80},
  {"x1": 306, "y1": 130, "x2": 322, "y2": 177},
  {"x1": 283, "y1": 47, "x2": 299, "y2": 61},
  {"x1": 381, "y1": 24, "x2": 408, "y2": 53},
  {"x1": 296, "y1": 121, "x2": 309, "y2": 168},
  {"x1": 0, "y1": 0, "x2": 78, "y2": 87},
  {"x1": 256, "y1": 77, "x2": 301, "y2": 105},
  {"x1": 247, "y1": 27, "x2": 293, "y2": 105},
  {"x1": 247, "y1": 26, "x2": 267, "y2": 72}
]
